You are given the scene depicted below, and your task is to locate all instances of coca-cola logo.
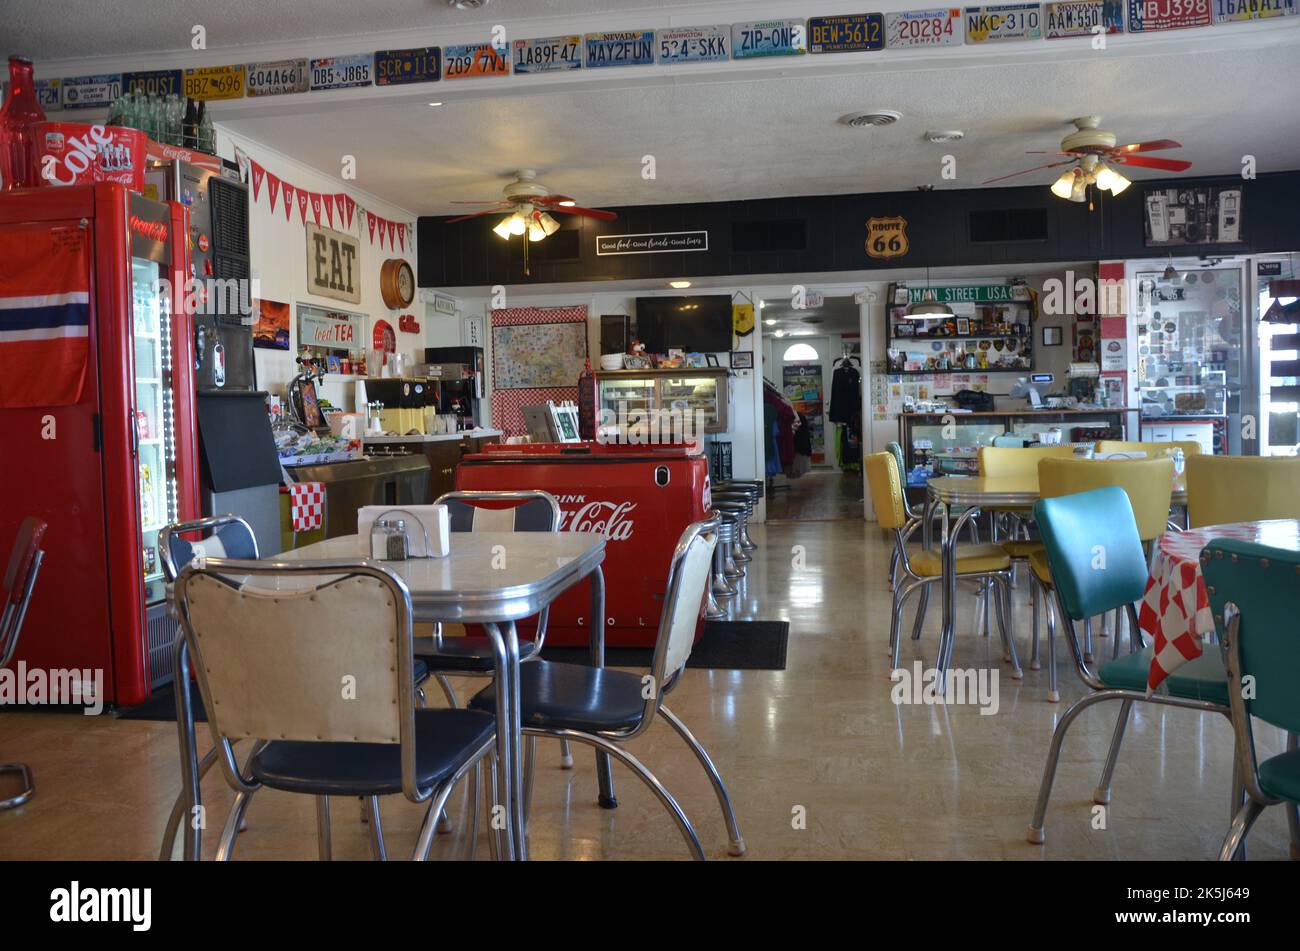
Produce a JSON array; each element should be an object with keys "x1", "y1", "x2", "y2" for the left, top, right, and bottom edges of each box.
[
  {"x1": 560, "y1": 500, "x2": 637, "y2": 541},
  {"x1": 129, "y1": 214, "x2": 168, "y2": 243}
]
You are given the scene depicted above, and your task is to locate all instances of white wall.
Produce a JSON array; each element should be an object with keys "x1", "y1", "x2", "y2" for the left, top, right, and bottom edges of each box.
[{"x1": 215, "y1": 127, "x2": 422, "y2": 412}]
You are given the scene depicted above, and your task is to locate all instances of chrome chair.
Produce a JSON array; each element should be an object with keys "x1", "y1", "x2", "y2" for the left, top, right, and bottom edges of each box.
[
  {"x1": 174, "y1": 556, "x2": 496, "y2": 860},
  {"x1": 469, "y1": 519, "x2": 745, "y2": 859},
  {"x1": 1, "y1": 517, "x2": 47, "y2": 811},
  {"x1": 883, "y1": 439, "x2": 978, "y2": 590},
  {"x1": 1203, "y1": 539, "x2": 1300, "y2": 861},
  {"x1": 1026, "y1": 486, "x2": 1233, "y2": 845}
]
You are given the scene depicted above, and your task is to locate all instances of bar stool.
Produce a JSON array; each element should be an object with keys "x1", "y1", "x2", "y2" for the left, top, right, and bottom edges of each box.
[
  {"x1": 713, "y1": 506, "x2": 746, "y2": 581},
  {"x1": 711, "y1": 521, "x2": 737, "y2": 600},
  {"x1": 714, "y1": 483, "x2": 760, "y2": 552},
  {"x1": 713, "y1": 501, "x2": 751, "y2": 566}
]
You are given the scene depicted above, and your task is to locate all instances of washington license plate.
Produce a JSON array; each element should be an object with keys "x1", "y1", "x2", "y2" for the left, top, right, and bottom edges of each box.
[
  {"x1": 61, "y1": 73, "x2": 122, "y2": 109},
  {"x1": 512, "y1": 35, "x2": 583, "y2": 73},
  {"x1": 657, "y1": 26, "x2": 730, "y2": 63},
  {"x1": 310, "y1": 54, "x2": 373, "y2": 90},
  {"x1": 123, "y1": 69, "x2": 182, "y2": 97},
  {"x1": 965, "y1": 3, "x2": 1045, "y2": 41},
  {"x1": 886, "y1": 9, "x2": 964, "y2": 46},
  {"x1": 374, "y1": 47, "x2": 441, "y2": 85},
  {"x1": 442, "y1": 43, "x2": 511, "y2": 79},
  {"x1": 246, "y1": 59, "x2": 309, "y2": 97},
  {"x1": 1213, "y1": 0, "x2": 1295, "y2": 18},
  {"x1": 183, "y1": 65, "x2": 246, "y2": 101},
  {"x1": 584, "y1": 31, "x2": 656, "y2": 68},
  {"x1": 808, "y1": 13, "x2": 885, "y2": 52},
  {"x1": 732, "y1": 20, "x2": 808, "y2": 58},
  {"x1": 1127, "y1": 0, "x2": 1213, "y2": 29}
]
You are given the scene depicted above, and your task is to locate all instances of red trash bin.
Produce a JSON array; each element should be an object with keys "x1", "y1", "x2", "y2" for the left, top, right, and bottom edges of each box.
[{"x1": 455, "y1": 441, "x2": 713, "y2": 647}]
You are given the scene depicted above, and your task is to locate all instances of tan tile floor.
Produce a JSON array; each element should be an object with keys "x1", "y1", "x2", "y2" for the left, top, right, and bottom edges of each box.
[{"x1": 0, "y1": 519, "x2": 1291, "y2": 860}]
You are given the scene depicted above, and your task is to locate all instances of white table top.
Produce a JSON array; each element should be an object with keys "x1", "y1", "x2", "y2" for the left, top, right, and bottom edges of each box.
[{"x1": 269, "y1": 531, "x2": 604, "y2": 623}]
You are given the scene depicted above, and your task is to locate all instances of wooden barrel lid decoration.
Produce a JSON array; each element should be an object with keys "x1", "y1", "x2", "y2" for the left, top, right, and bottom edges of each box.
[{"x1": 380, "y1": 258, "x2": 415, "y2": 310}]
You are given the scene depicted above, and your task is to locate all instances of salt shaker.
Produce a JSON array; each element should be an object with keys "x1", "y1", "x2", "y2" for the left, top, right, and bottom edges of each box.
[{"x1": 370, "y1": 518, "x2": 409, "y2": 561}]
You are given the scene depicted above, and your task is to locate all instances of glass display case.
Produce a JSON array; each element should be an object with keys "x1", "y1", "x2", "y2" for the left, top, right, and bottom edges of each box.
[
  {"x1": 596, "y1": 368, "x2": 729, "y2": 435},
  {"x1": 1133, "y1": 265, "x2": 1243, "y2": 431}
]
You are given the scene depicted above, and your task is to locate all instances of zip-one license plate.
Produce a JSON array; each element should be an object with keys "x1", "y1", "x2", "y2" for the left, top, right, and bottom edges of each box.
[{"x1": 732, "y1": 20, "x2": 808, "y2": 58}]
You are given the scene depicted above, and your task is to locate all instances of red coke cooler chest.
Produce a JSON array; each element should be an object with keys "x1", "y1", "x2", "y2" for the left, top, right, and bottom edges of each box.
[{"x1": 455, "y1": 442, "x2": 712, "y2": 647}]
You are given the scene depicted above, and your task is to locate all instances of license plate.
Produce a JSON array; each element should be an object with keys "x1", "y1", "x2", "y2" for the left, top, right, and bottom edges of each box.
[
  {"x1": 886, "y1": 9, "x2": 964, "y2": 46},
  {"x1": 1045, "y1": 0, "x2": 1126, "y2": 34},
  {"x1": 733, "y1": 20, "x2": 808, "y2": 58},
  {"x1": 512, "y1": 35, "x2": 583, "y2": 73},
  {"x1": 808, "y1": 13, "x2": 885, "y2": 52},
  {"x1": 657, "y1": 26, "x2": 730, "y2": 64},
  {"x1": 374, "y1": 47, "x2": 441, "y2": 86},
  {"x1": 1213, "y1": 0, "x2": 1295, "y2": 19},
  {"x1": 123, "y1": 69, "x2": 182, "y2": 97},
  {"x1": 183, "y1": 65, "x2": 246, "y2": 101},
  {"x1": 442, "y1": 43, "x2": 511, "y2": 79},
  {"x1": 965, "y1": 3, "x2": 1045, "y2": 41},
  {"x1": 309, "y1": 54, "x2": 373, "y2": 90},
  {"x1": 35, "y1": 79, "x2": 62, "y2": 110},
  {"x1": 584, "y1": 31, "x2": 656, "y2": 68},
  {"x1": 1127, "y1": 0, "x2": 1214, "y2": 29},
  {"x1": 246, "y1": 58, "x2": 309, "y2": 97},
  {"x1": 61, "y1": 74, "x2": 122, "y2": 109}
]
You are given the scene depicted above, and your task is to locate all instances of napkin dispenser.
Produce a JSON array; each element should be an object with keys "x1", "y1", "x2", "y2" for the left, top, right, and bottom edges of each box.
[{"x1": 356, "y1": 504, "x2": 450, "y2": 558}]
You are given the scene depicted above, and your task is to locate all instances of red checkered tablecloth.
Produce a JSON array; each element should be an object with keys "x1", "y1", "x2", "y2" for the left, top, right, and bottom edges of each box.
[
  {"x1": 1138, "y1": 519, "x2": 1300, "y2": 693},
  {"x1": 286, "y1": 481, "x2": 325, "y2": 533}
]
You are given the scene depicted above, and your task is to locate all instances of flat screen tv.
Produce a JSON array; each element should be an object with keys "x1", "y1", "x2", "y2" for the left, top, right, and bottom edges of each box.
[{"x1": 634, "y1": 295, "x2": 732, "y2": 353}]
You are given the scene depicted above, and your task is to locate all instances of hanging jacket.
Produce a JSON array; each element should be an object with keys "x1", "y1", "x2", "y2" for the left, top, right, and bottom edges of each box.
[{"x1": 828, "y1": 360, "x2": 862, "y2": 424}]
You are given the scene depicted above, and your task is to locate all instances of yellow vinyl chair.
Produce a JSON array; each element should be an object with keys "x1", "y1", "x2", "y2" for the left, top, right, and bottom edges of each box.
[
  {"x1": 865, "y1": 452, "x2": 1022, "y2": 680},
  {"x1": 1185, "y1": 455, "x2": 1300, "y2": 528},
  {"x1": 1095, "y1": 439, "x2": 1203, "y2": 459},
  {"x1": 1030, "y1": 457, "x2": 1174, "y2": 702}
]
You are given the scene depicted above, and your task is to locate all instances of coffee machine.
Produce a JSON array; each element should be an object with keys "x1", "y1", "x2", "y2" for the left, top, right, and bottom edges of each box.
[{"x1": 423, "y1": 346, "x2": 483, "y2": 428}]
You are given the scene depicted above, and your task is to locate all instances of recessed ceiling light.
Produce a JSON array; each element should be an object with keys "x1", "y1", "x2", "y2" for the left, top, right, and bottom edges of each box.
[
  {"x1": 840, "y1": 110, "x2": 902, "y2": 128},
  {"x1": 428, "y1": 101, "x2": 444, "y2": 107},
  {"x1": 774, "y1": 330, "x2": 786, "y2": 338},
  {"x1": 669, "y1": 280, "x2": 692, "y2": 289},
  {"x1": 763, "y1": 319, "x2": 777, "y2": 326},
  {"x1": 448, "y1": 0, "x2": 489, "y2": 9},
  {"x1": 926, "y1": 130, "x2": 964, "y2": 143}
]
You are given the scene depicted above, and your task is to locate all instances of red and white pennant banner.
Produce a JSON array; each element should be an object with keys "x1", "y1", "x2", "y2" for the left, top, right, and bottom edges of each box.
[{"x1": 243, "y1": 157, "x2": 411, "y2": 249}]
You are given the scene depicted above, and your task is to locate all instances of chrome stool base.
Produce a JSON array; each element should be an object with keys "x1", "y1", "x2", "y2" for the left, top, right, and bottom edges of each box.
[{"x1": 0, "y1": 762, "x2": 34, "y2": 811}]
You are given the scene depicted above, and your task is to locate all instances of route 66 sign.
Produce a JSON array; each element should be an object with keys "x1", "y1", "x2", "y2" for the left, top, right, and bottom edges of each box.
[{"x1": 866, "y1": 217, "x2": 909, "y2": 259}]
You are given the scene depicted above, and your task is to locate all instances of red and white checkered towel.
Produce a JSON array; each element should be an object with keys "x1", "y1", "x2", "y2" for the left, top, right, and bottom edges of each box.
[
  {"x1": 1138, "y1": 520, "x2": 1299, "y2": 693},
  {"x1": 287, "y1": 481, "x2": 325, "y2": 533}
]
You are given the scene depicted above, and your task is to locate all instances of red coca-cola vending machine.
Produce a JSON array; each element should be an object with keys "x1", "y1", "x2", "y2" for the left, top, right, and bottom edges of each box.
[
  {"x1": 0, "y1": 182, "x2": 198, "y2": 705},
  {"x1": 456, "y1": 442, "x2": 712, "y2": 647}
]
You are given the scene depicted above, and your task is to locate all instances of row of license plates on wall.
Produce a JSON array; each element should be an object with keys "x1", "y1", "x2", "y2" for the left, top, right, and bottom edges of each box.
[{"x1": 33, "y1": 0, "x2": 1296, "y2": 110}]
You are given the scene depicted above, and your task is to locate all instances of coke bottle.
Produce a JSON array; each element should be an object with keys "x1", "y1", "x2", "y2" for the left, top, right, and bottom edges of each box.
[{"x1": 0, "y1": 56, "x2": 47, "y2": 191}]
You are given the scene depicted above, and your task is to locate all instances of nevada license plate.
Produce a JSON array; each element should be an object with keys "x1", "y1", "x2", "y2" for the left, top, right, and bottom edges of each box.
[
  {"x1": 584, "y1": 31, "x2": 656, "y2": 68},
  {"x1": 374, "y1": 47, "x2": 441, "y2": 85},
  {"x1": 808, "y1": 13, "x2": 885, "y2": 52},
  {"x1": 965, "y1": 3, "x2": 1045, "y2": 41},
  {"x1": 512, "y1": 35, "x2": 583, "y2": 73},
  {"x1": 442, "y1": 43, "x2": 511, "y2": 79},
  {"x1": 310, "y1": 54, "x2": 373, "y2": 90},
  {"x1": 183, "y1": 65, "x2": 246, "y2": 101},
  {"x1": 886, "y1": 8, "x2": 964, "y2": 46},
  {"x1": 732, "y1": 20, "x2": 808, "y2": 58},
  {"x1": 657, "y1": 26, "x2": 730, "y2": 64},
  {"x1": 246, "y1": 59, "x2": 309, "y2": 97},
  {"x1": 61, "y1": 74, "x2": 122, "y2": 109}
]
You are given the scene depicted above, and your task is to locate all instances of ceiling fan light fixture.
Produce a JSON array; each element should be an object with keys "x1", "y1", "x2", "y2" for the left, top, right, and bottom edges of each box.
[
  {"x1": 508, "y1": 213, "x2": 527, "y2": 236},
  {"x1": 492, "y1": 215, "x2": 515, "y2": 240},
  {"x1": 1105, "y1": 168, "x2": 1131, "y2": 195},
  {"x1": 537, "y1": 212, "x2": 560, "y2": 236},
  {"x1": 1068, "y1": 176, "x2": 1088, "y2": 203},
  {"x1": 1050, "y1": 169, "x2": 1077, "y2": 199}
]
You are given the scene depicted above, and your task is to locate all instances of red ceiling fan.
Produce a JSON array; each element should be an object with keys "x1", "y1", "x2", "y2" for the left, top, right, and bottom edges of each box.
[{"x1": 982, "y1": 116, "x2": 1192, "y2": 205}]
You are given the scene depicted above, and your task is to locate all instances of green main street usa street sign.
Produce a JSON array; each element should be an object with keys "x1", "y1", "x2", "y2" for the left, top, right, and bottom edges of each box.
[{"x1": 905, "y1": 284, "x2": 1029, "y2": 303}]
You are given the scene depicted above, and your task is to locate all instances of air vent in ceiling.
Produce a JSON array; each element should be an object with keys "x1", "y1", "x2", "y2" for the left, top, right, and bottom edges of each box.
[{"x1": 841, "y1": 110, "x2": 902, "y2": 128}]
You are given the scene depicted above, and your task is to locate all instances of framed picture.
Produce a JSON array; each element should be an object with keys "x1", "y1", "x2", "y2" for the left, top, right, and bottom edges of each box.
[
  {"x1": 1042, "y1": 326, "x2": 1063, "y2": 347},
  {"x1": 729, "y1": 351, "x2": 754, "y2": 370},
  {"x1": 955, "y1": 317, "x2": 970, "y2": 336},
  {"x1": 705, "y1": 353, "x2": 721, "y2": 368},
  {"x1": 326, "y1": 354, "x2": 342, "y2": 374}
]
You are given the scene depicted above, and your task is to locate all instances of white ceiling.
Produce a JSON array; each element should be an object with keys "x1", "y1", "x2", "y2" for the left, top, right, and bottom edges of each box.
[{"x1": 13, "y1": 2, "x2": 1300, "y2": 216}]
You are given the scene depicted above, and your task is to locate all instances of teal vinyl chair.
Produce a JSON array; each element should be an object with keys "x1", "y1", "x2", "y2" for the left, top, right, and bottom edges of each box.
[
  {"x1": 1203, "y1": 539, "x2": 1300, "y2": 861},
  {"x1": 1025, "y1": 486, "x2": 1234, "y2": 846}
]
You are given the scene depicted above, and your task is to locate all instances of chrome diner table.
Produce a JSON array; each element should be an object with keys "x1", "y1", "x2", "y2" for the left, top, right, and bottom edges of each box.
[
  {"x1": 166, "y1": 530, "x2": 607, "y2": 862},
  {"x1": 922, "y1": 472, "x2": 1188, "y2": 684}
]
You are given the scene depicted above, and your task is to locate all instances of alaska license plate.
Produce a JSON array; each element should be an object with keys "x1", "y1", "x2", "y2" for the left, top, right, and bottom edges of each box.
[
  {"x1": 808, "y1": 13, "x2": 885, "y2": 52},
  {"x1": 374, "y1": 47, "x2": 441, "y2": 86},
  {"x1": 965, "y1": 3, "x2": 1045, "y2": 41},
  {"x1": 732, "y1": 20, "x2": 808, "y2": 58},
  {"x1": 61, "y1": 74, "x2": 122, "y2": 109},
  {"x1": 246, "y1": 58, "x2": 309, "y2": 97},
  {"x1": 182, "y1": 65, "x2": 246, "y2": 101},
  {"x1": 886, "y1": 8, "x2": 964, "y2": 46},
  {"x1": 584, "y1": 31, "x2": 656, "y2": 68},
  {"x1": 310, "y1": 54, "x2": 373, "y2": 90},
  {"x1": 1127, "y1": 0, "x2": 1214, "y2": 30},
  {"x1": 442, "y1": 43, "x2": 511, "y2": 79},
  {"x1": 512, "y1": 35, "x2": 583, "y2": 73},
  {"x1": 122, "y1": 69, "x2": 182, "y2": 97},
  {"x1": 657, "y1": 26, "x2": 731, "y2": 63}
]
